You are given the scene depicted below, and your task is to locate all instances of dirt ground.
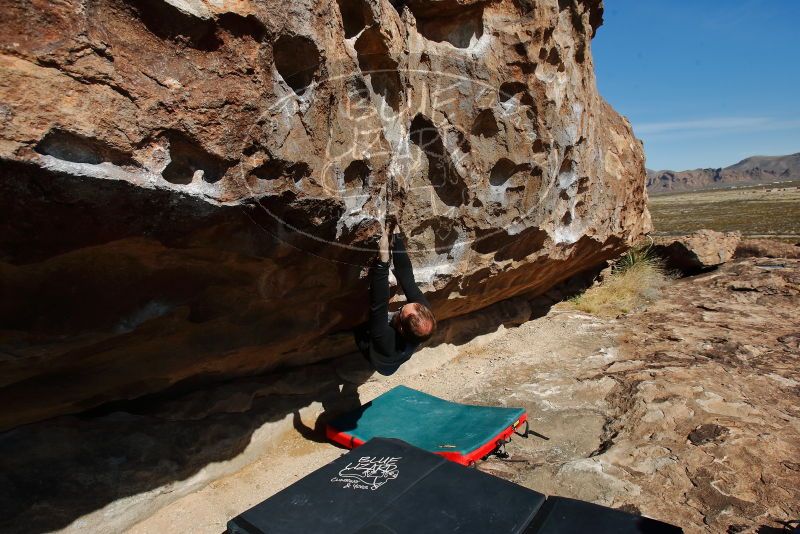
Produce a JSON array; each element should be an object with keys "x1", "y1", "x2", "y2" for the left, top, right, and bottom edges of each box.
[{"x1": 122, "y1": 258, "x2": 799, "y2": 534}]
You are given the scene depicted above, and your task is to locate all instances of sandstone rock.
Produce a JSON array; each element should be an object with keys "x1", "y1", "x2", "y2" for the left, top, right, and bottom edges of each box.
[
  {"x1": 687, "y1": 423, "x2": 728, "y2": 446},
  {"x1": 735, "y1": 238, "x2": 800, "y2": 259},
  {"x1": 0, "y1": 0, "x2": 648, "y2": 430},
  {"x1": 610, "y1": 258, "x2": 800, "y2": 531},
  {"x1": 654, "y1": 229, "x2": 741, "y2": 274}
]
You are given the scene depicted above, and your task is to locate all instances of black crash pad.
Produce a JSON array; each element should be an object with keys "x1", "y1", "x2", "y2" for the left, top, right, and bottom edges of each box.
[
  {"x1": 227, "y1": 437, "x2": 546, "y2": 534},
  {"x1": 228, "y1": 438, "x2": 683, "y2": 534},
  {"x1": 525, "y1": 496, "x2": 682, "y2": 534}
]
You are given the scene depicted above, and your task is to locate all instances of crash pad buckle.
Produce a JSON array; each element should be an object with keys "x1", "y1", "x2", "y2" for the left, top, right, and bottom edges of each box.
[
  {"x1": 515, "y1": 420, "x2": 530, "y2": 438},
  {"x1": 489, "y1": 437, "x2": 512, "y2": 460}
]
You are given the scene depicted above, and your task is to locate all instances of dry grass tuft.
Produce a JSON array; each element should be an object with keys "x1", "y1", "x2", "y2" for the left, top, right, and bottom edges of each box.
[{"x1": 569, "y1": 247, "x2": 669, "y2": 316}]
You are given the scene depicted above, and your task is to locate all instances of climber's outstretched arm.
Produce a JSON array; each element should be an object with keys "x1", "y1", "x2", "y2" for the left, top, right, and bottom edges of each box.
[
  {"x1": 368, "y1": 258, "x2": 394, "y2": 353},
  {"x1": 391, "y1": 234, "x2": 430, "y2": 308}
]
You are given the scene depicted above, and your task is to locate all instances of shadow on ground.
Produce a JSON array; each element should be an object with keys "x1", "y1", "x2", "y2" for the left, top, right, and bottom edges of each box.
[{"x1": 0, "y1": 350, "x2": 371, "y2": 533}]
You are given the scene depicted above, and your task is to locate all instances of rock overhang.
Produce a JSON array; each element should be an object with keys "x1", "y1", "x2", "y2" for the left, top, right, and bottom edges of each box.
[{"x1": 0, "y1": 0, "x2": 649, "y2": 429}]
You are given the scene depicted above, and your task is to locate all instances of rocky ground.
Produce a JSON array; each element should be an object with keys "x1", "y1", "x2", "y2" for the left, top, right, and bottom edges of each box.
[
  {"x1": 121, "y1": 257, "x2": 799, "y2": 534},
  {"x1": 2, "y1": 256, "x2": 797, "y2": 534}
]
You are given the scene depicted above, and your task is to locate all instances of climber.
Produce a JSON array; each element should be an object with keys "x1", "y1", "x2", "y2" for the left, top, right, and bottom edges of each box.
[{"x1": 353, "y1": 221, "x2": 437, "y2": 376}]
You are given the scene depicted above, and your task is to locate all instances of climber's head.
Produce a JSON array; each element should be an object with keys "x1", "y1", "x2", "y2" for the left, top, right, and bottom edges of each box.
[{"x1": 396, "y1": 302, "x2": 437, "y2": 344}]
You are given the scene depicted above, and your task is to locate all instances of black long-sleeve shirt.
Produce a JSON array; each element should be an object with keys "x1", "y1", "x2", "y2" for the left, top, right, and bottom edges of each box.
[{"x1": 357, "y1": 235, "x2": 430, "y2": 375}]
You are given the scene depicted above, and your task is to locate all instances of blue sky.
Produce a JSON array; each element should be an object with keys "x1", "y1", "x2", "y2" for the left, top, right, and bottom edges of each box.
[{"x1": 592, "y1": 1, "x2": 800, "y2": 170}]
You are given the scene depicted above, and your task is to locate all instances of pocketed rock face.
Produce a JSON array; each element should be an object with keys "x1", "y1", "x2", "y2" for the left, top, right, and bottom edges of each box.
[{"x1": 0, "y1": 0, "x2": 649, "y2": 429}]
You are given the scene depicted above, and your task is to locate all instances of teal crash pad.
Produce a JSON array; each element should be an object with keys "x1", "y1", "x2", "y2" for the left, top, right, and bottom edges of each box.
[{"x1": 326, "y1": 385, "x2": 527, "y2": 465}]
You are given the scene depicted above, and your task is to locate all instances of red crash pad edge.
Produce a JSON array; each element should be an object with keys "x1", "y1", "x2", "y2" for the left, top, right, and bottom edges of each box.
[{"x1": 325, "y1": 412, "x2": 528, "y2": 466}]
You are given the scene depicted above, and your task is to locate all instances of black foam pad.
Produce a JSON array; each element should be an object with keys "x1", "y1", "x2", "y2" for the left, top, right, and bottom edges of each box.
[
  {"x1": 524, "y1": 496, "x2": 682, "y2": 534},
  {"x1": 228, "y1": 437, "x2": 546, "y2": 534}
]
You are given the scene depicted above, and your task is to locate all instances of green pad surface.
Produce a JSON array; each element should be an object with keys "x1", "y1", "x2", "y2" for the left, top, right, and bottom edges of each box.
[{"x1": 327, "y1": 385, "x2": 525, "y2": 456}]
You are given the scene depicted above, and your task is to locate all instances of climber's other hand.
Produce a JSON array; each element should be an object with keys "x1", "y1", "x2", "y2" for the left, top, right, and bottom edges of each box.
[{"x1": 379, "y1": 224, "x2": 391, "y2": 263}]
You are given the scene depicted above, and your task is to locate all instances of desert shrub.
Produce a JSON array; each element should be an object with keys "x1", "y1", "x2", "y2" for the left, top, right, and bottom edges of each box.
[
  {"x1": 613, "y1": 244, "x2": 659, "y2": 274},
  {"x1": 569, "y1": 244, "x2": 668, "y2": 316}
]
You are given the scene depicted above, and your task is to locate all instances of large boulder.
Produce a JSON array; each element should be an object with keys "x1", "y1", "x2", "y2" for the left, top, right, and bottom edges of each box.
[
  {"x1": 654, "y1": 229, "x2": 741, "y2": 274},
  {"x1": 0, "y1": 0, "x2": 649, "y2": 430}
]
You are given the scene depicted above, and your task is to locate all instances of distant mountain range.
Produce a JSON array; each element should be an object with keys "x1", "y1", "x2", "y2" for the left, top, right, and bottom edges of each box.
[{"x1": 646, "y1": 153, "x2": 800, "y2": 194}]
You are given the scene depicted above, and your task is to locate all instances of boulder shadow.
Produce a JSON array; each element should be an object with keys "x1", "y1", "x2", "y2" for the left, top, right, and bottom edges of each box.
[{"x1": 0, "y1": 350, "x2": 372, "y2": 534}]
